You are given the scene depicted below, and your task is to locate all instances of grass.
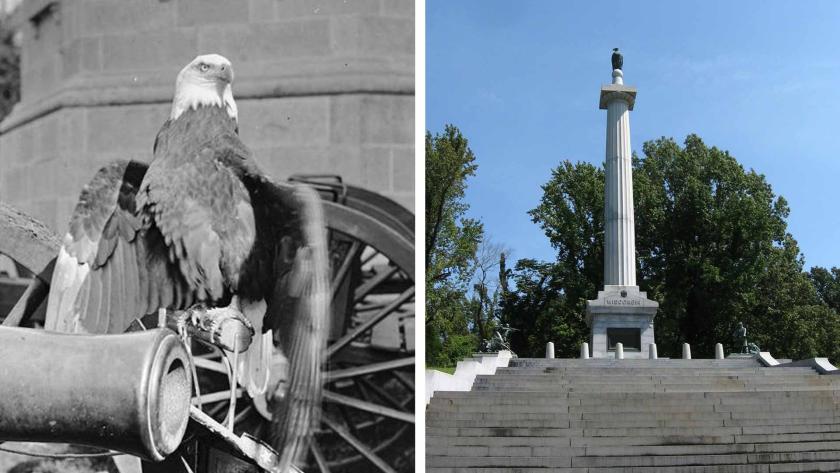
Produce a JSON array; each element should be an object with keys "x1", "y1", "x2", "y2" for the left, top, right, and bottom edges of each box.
[{"x1": 427, "y1": 366, "x2": 456, "y2": 375}]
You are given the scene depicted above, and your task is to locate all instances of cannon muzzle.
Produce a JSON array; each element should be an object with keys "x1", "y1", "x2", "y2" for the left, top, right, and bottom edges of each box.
[{"x1": 0, "y1": 327, "x2": 192, "y2": 461}]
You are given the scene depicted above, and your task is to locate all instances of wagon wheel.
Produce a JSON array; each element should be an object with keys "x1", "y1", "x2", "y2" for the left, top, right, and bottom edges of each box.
[
  {"x1": 308, "y1": 198, "x2": 414, "y2": 473},
  {"x1": 0, "y1": 190, "x2": 416, "y2": 473},
  {"x1": 0, "y1": 203, "x2": 255, "y2": 470},
  {"x1": 0, "y1": 202, "x2": 59, "y2": 328}
]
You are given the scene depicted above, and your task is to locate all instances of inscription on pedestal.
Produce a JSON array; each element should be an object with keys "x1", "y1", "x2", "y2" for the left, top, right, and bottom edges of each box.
[{"x1": 605, "y1": 298, "x2": 641, "y2": 306}]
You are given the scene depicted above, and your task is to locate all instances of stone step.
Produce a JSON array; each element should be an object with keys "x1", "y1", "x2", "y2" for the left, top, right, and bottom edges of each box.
[
  {"x1": 474, "y1": 373, "x2": 838, "y2": 382},
  {"x1": 429, "y1": 416, "x2": 840, "y2": 429},
  {"x1": 429, "y1": 393, "x2": 840, "y2": 406},
  {"x1": 427, "y1": 410, "x2": 840, "y2": 422},
  {"x1": 496, "y1": 367, "x2": 816, "y2": 375},
  {"x1": 429, "y1": 401, "x2": 840, "y2": 414},
  {"x1": 427, "y1": 451, "x2": 840, "y2": 469},
  {"x1": 472, "y1": 384, "x2": 840, "y2": 393},
  {"x1": 436, "y1": 387, "x2": 840, "y2": 397},
  {"x1": 426, "y1": 463, "x2": 840, "y2": 473},
  {"x1": 480, "y1": 376, "x2": 827, "y2": 385},
  {"x1": 427, "y1": 423, "x2": 840, "y2": 438},
  {"x1": 508, "y1": 359, "x2": 761, "y2": 368},
  {"x1": 425, "y1": 431, "x2": 840, "y2": 448},
  {"x1": 428, "y1": 357, "x2": 840, "y2": 470},
  {"x1": 427, "y1": 450, "x2": 840, "y2": 468}
]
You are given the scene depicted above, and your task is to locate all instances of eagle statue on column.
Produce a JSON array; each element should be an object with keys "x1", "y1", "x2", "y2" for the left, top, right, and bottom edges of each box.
[
  {"x1": 612, "y1": 48, "x2": 623, "y2": 71},
  {"x1": 44, "y1": 54, "x2": 328, "y2": 472}
]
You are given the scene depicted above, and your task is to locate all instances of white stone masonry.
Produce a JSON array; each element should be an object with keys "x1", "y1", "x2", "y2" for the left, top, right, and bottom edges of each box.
[{"x1": 601, "y1": 69, "x2": 637, "y2": 286}]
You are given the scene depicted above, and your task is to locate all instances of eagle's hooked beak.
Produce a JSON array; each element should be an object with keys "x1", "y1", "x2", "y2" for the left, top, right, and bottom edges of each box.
[{"x1": 217, "y1": 64, "x2": 233, "y2": 84}]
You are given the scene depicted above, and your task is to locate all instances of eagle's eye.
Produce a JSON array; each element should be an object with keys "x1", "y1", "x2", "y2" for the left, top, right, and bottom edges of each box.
[{"x1": 198, "y1": 63, "x2": 210, "y2": 72}]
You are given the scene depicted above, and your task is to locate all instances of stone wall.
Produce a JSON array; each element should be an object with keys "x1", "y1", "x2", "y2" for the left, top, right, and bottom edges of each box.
[{"x1": 0, "y1": 0, "x2": 414, "y2": 233}]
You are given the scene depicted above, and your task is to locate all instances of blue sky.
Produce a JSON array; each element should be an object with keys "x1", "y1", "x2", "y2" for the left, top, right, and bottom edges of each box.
[{"x1": 426, "y1": 1, "x2": 840, "y2": 271}]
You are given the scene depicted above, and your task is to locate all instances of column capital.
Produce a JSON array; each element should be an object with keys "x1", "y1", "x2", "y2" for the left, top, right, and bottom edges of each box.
[{"x1": 599, "y1": 84, "x2": 637, "y2": 110}]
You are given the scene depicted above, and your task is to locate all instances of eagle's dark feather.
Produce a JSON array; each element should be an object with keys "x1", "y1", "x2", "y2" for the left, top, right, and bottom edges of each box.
[{"x1": 45, "y1": 104, "x2": 328, "y2": 469}]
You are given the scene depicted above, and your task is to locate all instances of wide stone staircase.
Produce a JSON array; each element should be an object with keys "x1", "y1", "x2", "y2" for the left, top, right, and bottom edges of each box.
[{"x1": 426, "y1": 358, "x2": 840, "y2": 472}]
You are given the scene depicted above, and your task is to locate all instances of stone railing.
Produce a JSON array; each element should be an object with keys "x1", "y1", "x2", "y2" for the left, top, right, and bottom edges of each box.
[{"x1": 425, "y1": 351, "x2": 513, "y2": 404}]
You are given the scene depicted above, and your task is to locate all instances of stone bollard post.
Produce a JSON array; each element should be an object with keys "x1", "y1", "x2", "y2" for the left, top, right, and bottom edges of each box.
[
  {"x1": 615, "y1": 343, "x2": 624, "y2": 359},
  {"x1": 715, "y1": 343, "x2": 724, "y2": 360},
  {"x1": 682, "y1": 343, "x2": 691, "y2": 360},
  {"x1": 649, "y1": 343, "x2": 658, "y2": 359},
  {"x1": 546, "y1": 342, "x2": 555, "y2": 359},
  {"x1": 580, "y1": 342, "x2": 589, "y2": 359}
]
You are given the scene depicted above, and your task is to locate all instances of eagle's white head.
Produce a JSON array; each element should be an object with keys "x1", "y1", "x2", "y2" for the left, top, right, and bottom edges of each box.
[{"x1": 170, "y1": 54, "x2": 238, "y2": 122}]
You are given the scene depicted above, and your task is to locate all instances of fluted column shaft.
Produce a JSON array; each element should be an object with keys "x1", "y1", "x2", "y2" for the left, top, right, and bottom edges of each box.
[{"x1": 603, "y1": 95, "x2": 636, "y2": 286}]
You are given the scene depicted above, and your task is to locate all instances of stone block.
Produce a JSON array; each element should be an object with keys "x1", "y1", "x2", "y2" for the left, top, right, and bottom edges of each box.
[
  {"x1": 177, "y1": 0, "x2": 250, "y2": 26},
  {"x1": 238, "y1": 97, "x2": 330, "y2": 149},
  {"x1": 0, "y1": 129, "x2": 20, "y2": 166},
  {"x1": 102, "y1": 29, "x2": 197, "y2": 71},
  {"x1": 360, "y1": 95, "x2": 413, "y2": 145},
  {"x1": 329, "y1": 95, "x2": 362, "y2": 144},
  {"x1": 61, "y1": 37, "x2": 102, "y2": 79},
  {"x1": 587, "y1": 285, "x2": 658, "y2": 358},
  {"x1": 55, "y1": 108, "x2": 87, "y2": 158},
  {"x1": 392, "y1": 145, "x2": 413, "y2": 193},
  {"x1": 86, "y1": 104, "x2": 166, "y2": 154},
  {"x1": 80, "y1": 0, "x2": 175, "y2": 35},
  {"x1": 381, "y1": 0, "x2": 414, "y2": 16},
  {"x1": 252, "y1": 146, "x2": 337, "y2": 182},
  {"x1": 387, "y1": 191, "x2": 412, "y2": 212},
  {"x1": 16, "y1": 126, "x2": 35, "y2": 164},
  {"x1": 31, "y1": 114, "x2": 59, "y2": 161},
  {"x1": 249, "y1": 0, "x2": 276, "y2": 22},
  {"x1": 275, "y1": 0, "x2": 381, "y2": 18},
  {"x1": 197, "y1": 20, "x2": 330, "y2": 62},
  {"x1": 2, "y1": 166, "x2": 35, "y2": 205},
  {"x1": 23, "y1": 55, "x2": 60, "y2": 103},
  {"x1": 331, "y1": 15, "x2": 413, "y2": 56},
  {"x1": 327, "y1": 145, "x2": 364, "y2": 184},
  {"x1": 360, "y1": 146, "x2": 391, "y2": 192}
]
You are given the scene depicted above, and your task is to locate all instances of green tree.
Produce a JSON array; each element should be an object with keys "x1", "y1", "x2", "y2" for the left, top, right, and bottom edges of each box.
[
  {"x1": 425, "y1": 125, "x2": 484, "y2": 365},
  {"x1": 809, "y1": 266, "x2": 840, "y2": 313},
  {"x1": 517, "y1": 134, "x2": 837, "y2": 360}
]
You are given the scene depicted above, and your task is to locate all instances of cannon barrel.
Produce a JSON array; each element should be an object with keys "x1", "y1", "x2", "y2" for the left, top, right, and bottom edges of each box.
[{"x1": 0, "y1": 327, "x2": 192, "y2": 461}]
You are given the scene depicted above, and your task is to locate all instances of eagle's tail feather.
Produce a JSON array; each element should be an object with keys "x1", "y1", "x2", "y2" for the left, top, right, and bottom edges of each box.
[{"x1": 269, "y1": 184, "x2": 329, "y2": 471}]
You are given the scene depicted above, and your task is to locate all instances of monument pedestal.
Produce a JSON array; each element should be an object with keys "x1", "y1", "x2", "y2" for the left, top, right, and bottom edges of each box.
[{"x1": 586, "y1": 285, "x2": 658, "y2": 358}]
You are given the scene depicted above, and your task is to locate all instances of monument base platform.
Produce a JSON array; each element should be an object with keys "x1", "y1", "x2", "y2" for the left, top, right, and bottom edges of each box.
[{"x1": 586, "y1": 285, "x2": 658, "y2": 358}]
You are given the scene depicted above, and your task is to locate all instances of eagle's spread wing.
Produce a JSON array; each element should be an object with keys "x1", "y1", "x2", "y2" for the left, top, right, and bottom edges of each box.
[
  {"x1": 45, "y1": 161, "x2": 194, "y2": 333},
  {"x1": 259, "y1": 180, "x2": 329, "y2": 470}
]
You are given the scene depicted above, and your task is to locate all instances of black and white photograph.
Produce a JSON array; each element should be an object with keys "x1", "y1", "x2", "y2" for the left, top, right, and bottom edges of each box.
[{"x1": 0, "y1": 1, "x2": 414, "y2": 472}]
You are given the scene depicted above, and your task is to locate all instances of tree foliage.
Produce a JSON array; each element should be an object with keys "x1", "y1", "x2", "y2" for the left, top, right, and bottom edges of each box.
[
  {"x1": 425, "y1": 125, "x2": 485, "y2": 366},
  {"x1": 809, "y1": 266, "x2": 840, "y2": 313},
  {"x1": 508, "y1": 135, "x2": 840, "y2": 361}
]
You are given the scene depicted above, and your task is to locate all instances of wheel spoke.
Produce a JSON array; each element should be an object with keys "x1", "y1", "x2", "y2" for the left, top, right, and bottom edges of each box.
[
  {"x1": 328, "y1": 287, "x2": 414, "y2": 357},
  {"x1": 310, "y1": 440, "x2": 331, "y2": 473},
  {"x1": 391, "y1": 370, "x2": 415, "y2": 391},
  {"x1": 193, "y1": 357, "x2": 228, "y2": 374},
  {"x1": 322, "y1": 415, "x2": 398, "y2": 473},
  {"x1": 331, "y1": 240, "x2": 361, "y2": 301},
  {"x1": 357, "y1": 376, "x2": 408, "y2": 411},
  {"x1": 324, "y1": 390, "x2": 414, "y2": 424},
  {"x1": 353, "y1": 265, "x2": 399, "y2": 303},
  {"x1": 192, "y1": 388, "x2": 242, "y2": 405},
  {"x1": 326, "y1": 357, "x2": 414, "y2": 382},
  {"x1": 360, "y1": 249, "x2": 380, "y2": 266},
  {"x1": 3, "y1": 276, "x2": 48, "y2": 327}
]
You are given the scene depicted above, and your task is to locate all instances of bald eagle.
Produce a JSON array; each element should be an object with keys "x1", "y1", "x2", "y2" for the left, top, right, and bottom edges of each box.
[{"x1": 44, "y1": 54, "x2": 328, "y2": 470}]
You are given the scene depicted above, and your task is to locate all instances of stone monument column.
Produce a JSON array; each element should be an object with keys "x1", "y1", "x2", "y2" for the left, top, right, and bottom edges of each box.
[
  {"x1": 586, "y1": 49, "x2": 658, "y2": 358},
  {"x1": 602, "y1": 66, "x2": 636, "y2": 287}
]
